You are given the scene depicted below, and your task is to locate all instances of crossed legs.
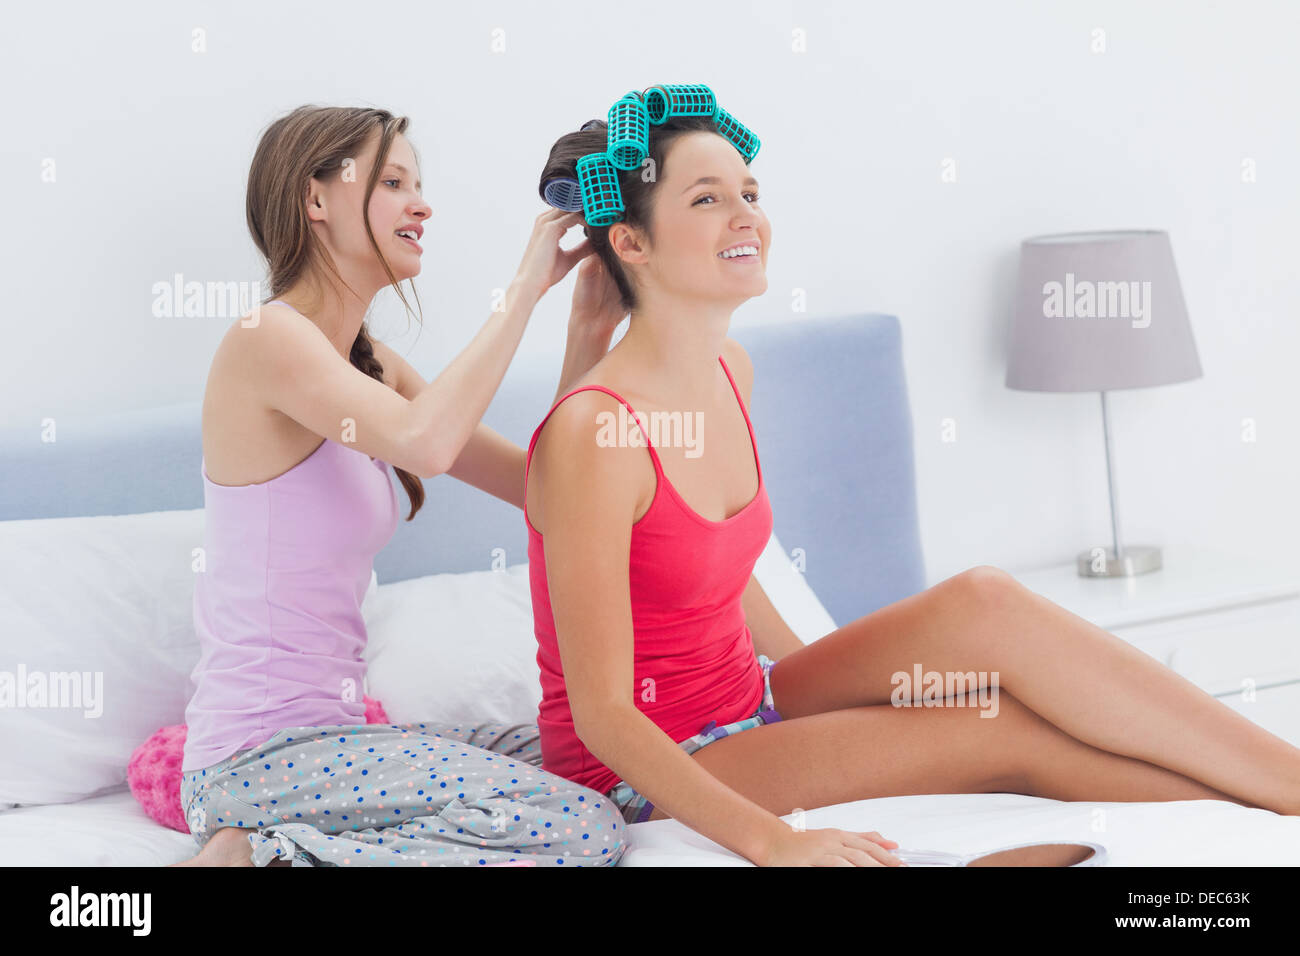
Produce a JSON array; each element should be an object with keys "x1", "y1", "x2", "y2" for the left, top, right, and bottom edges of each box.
[{"x1": 650, "y1": 566, "x2": 1300, "y2": 821}]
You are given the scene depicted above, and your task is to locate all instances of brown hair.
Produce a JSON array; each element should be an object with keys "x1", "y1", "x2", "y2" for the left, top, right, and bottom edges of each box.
[
  {"x1": 538, "y1": 114, "x2": 723, "y2": 312},
  {"x1": 246, "y1": 104, "x2": 425, "y2": 520}
]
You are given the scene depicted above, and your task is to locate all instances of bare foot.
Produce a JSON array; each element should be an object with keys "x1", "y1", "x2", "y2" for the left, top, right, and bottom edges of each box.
[{"x1": 169, "y1": 826, "x2": 257, "y2": 867}]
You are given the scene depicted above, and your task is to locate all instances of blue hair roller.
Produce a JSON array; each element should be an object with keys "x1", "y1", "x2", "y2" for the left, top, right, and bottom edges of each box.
[
  {"x1": 542, "y1": 176, "x2": 584, "y2": 211},
  {"x1": 541, "y1": 118, "x2": 609, "y2": 210}
]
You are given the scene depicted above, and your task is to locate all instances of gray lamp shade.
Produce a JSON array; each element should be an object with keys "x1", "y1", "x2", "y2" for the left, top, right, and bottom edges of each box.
[{"x1": 1005, "y1": 230, "x2": 1202, "y2": 392}]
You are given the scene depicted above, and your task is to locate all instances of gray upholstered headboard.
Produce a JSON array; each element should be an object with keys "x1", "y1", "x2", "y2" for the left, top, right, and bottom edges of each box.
[{"x1": 0, "y1": 313, "x2": 925, "y2": 625}]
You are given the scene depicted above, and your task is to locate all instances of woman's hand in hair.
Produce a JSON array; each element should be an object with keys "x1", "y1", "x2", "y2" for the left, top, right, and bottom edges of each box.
[
  {"x1": 568, "y1": 252, "x2": 627, "y2": 337},
  {"x1": 552, "y1": 254, "x2": 624, "y2": 401},
  {"x1": 512, "y1": 208, "x2": 587, "y2": 302}
]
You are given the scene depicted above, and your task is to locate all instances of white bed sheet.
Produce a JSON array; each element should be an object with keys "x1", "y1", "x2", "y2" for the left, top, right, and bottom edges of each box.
[
  {"x1": 621, "y1": 793, "x2": 1300, "y2": 866},
  {"x1": 2, "y1": 788, "x2": 1297, "y2": 866},
  {"x1": 0, "y1": 789, "x2": 194, "y2": 867}
]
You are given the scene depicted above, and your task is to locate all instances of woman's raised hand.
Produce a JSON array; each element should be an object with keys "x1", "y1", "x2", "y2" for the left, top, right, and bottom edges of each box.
[{"x1": 513, "y1": 209, "x2": 589, "y2": 300}]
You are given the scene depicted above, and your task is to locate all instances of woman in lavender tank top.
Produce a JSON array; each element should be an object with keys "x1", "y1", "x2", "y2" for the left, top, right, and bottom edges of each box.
[{"x1": 172, "y1": 106, "x2": 629, "y2": 867}]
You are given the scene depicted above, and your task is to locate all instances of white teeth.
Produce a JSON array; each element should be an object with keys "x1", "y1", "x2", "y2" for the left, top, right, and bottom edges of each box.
[
  {"x1": 397, "y1": 230, "x2": 417, "y2": 240},
  {"x1": 718, "y1": 245, "x2": 758, "y2": 258}
]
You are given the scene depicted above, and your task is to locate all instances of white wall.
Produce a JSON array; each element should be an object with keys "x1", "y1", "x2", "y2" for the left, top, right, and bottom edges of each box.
[{"x1": 3, "y1": 0, "x2": 1296, "y2": 584}]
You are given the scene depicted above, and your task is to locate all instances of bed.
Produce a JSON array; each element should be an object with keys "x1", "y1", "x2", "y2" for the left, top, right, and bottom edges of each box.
[{"x1": 2, "y1": 312, "x2": 1296, "y2": 866}]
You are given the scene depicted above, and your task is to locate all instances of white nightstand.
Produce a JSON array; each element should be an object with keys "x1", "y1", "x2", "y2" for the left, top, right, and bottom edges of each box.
[{"x1": 1006, "y1": 546, "x2": 1300, "y2": 747}]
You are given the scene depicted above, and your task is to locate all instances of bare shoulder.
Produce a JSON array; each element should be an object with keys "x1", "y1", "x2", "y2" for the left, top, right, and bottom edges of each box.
[
  {"x1": 206, "y1": 302, "x2": 307, "y2": 400},
  {"x1": 216, "y1": 301, "x2": 317, "y2": 368},
  {"x1": 201, "y1": 303, "x2": 325, "y2": 483},
  {"x1": 534, "y1": 388, "x2": 643, "y2": 477},
  {"x1": 528, "y1": 388, "x2": 654, "y2": 531},
  {"x1": 217, "y1": 304, "x2": 399, "y2": 391},
  {"x1": 720, "y1": 335, "x2": 754, "y2": 405}
]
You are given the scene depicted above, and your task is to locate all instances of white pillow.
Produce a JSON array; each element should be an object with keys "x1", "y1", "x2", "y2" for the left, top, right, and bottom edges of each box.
[
  {"x1": 362, "y1": 563, "x2": 540, "y2": 725},
  {"x1": 0, "y1": 509, "x2": 206, "y2": 807},
  {"x1": 360, "y1": 532, "x2": 838, "y2": 726},
  {"x1": 0, "y1": 500, "x2": 383, "y2": 811}
]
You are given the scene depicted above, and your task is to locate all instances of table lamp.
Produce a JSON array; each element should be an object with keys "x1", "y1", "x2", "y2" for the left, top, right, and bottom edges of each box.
[{"x1": 1005, "y1": 230, "x2": 1202, "y2": 577}]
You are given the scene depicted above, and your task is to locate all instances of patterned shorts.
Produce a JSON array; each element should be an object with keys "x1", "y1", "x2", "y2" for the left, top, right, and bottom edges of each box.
[{"x1": 607, "y1": 654, "x2": 781, "y2": 824}]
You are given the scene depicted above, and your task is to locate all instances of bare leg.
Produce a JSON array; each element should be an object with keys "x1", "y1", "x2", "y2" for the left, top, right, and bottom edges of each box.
[
  {"x1": 645, "y1": 688, "x2": 1245, "y2": 821},
  {"x1": 769, "y1": 566, "x2": 1300, "y2": 815},
  {"x1": 168, "y1": 826, "x2": 292, "y2": 867}
]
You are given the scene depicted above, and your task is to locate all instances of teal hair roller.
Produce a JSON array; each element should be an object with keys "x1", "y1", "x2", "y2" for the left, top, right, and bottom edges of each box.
[
  {"x1": 606, "y1": 92, "x2": 650, "y2": 171},
  {"x1": 576, "y1": 152, "x2": 624, "y2": 226},
  {"x1": 712, "y1": 107, "x2": 761, "y2": 164},
  {"x1": 549, "y1": 85, "x2": 757, "y2": 225},
  {"x1": 643, "y1": 84, "x2": 716, "y2": 124}
]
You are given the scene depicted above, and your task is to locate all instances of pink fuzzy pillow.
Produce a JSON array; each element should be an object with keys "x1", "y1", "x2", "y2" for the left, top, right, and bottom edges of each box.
[{"x1": 128, "y1": 695, "x2": 390, "y2": 833}]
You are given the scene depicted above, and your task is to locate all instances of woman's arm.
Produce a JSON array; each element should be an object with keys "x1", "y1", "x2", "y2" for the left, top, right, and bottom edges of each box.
[
  {"x1": 368, "y1": 253, "x2": 619, "y2": 508},
  {"x1": 552, "y1": 254, "x2": 623, "y2": 403},
  {"x1": 553, "y1": 319, "x2": 615, "y2": 406},
  {"x1": 441, "y1": 255, "x2": 621, "y2": 506},
  {"x1": 373, "y1": 337, "x2": 525, "y2": 504},
  {"x1": 532, "y1": 389, "x2": 792, "y2": 866},
  {"x1": 256, "y1": 210, "x2": 585, "y2": 478},
  {"x1": 445, "y1": 425, "x2": 525, "y2": 508}
]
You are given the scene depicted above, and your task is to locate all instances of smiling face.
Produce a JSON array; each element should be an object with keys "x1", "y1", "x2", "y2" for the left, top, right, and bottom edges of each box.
[
  {"x1": 611, "y1": 130, "x2": 770, "y2": 307},
  {"x1": 306, "y1": 130, "x2": 432, "y2": 285}
]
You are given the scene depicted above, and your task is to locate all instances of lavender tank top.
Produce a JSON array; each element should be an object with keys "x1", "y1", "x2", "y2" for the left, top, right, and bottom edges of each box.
[{"x1": 181, "y1": 305, "x2": 400, "y2": 771}]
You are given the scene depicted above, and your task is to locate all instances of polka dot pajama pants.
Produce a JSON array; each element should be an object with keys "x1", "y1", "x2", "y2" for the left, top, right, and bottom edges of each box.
[{"x1": 180, "y1": 721, "x2": 628, "y2": 867}]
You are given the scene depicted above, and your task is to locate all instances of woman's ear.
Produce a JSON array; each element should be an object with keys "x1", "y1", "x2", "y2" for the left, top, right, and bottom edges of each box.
[
  {"x1": 305, "y1": 177, "x2": 327, "y2": 224},
  {"x1": 608, "y1": 222, "x2": 648, "y2": 265}
]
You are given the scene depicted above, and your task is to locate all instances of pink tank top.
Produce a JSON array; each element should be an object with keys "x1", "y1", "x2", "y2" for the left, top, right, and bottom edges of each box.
[
  {"x1": 524, "y1": 355, "x2": 774, "y2": 796},
  {"x1": 182, "y1": 420, "x2": 399, "y2": 771}
]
